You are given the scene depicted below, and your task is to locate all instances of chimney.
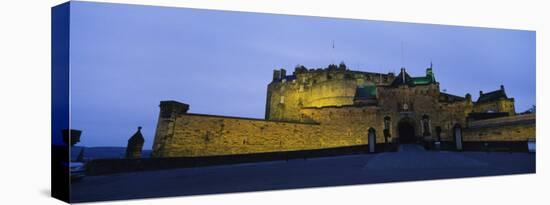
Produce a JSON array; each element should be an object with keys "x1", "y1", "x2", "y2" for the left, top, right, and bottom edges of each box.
[
  {"x1": 280, "y1": 69, "x2": 287, "y2": 78},
  {"x1": 479, "y1": 91, "x2": 483, "y2": 96},
  {"x1": 500, "y1": 85, "x2": 505, "y2": 91}
]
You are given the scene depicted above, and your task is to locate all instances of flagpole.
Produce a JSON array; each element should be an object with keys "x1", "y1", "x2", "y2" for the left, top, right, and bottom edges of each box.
[{"x1": 332, "y1": 40, "x2": 335, "y2": 65}]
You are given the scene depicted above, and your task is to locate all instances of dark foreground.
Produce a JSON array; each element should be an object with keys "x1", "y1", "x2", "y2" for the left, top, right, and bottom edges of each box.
[{"x1": 71, "y1": 144, "x2": 535, "y2": 203}]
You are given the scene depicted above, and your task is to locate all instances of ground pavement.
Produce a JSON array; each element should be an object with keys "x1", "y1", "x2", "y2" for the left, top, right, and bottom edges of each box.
[{"x1": 71, "y1": 144, "x2": 535, "y2": 203}]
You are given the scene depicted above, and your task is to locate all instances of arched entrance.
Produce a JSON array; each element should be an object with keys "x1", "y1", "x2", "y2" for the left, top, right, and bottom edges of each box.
[{"x1": 398, "y1": 119, "x2": 416, "y2": 144}]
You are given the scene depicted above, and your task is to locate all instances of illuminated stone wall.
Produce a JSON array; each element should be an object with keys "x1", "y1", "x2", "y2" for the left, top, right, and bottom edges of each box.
[
  {"x1": 300, "y1": 106, "x2": 386, "y2": 143},
  {"x1": 265, "y1": 66, "x2": 395, "y2": 122},
  {"x1": 473, "y1": 99, "x2": 516, "y2": 115},
  {"x1": 152, "y1": 66, "x2": 534, "y2": 158},
  {"x1": 375, "y1": 84, "x2": 474, "y2": 142},
  {"x1": 152, "y1": 112, "x2": 371, "y2": 157},
  {"x1": 264, "y1": 65, "x2": 477, "y2": 143},
  {"x1": 463, "y1": 114, "x2": 535, "y2": 141}
]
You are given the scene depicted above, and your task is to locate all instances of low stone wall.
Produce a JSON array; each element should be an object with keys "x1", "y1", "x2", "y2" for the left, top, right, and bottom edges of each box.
[
  {"x1": 464, "y1": 114, "x2": 535, "y2": 142},
  {"x1": 152, "y1": 101, "x2": 535, "y2": 157},
  {"x1": 154, "y1": 113, "x2": 373, "y2": 157},
  {"x1": 467, "y1": 113, "x2": 535, "y2": 128}
]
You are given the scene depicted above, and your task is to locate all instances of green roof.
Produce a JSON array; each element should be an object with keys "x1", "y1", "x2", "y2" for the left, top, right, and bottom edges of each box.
[
  {"x1": 390, "y1": 68, "x2": 436, "y2": 87},
  {"x1": 411, "y1": 76, "x2": 435, "y2": 85}
]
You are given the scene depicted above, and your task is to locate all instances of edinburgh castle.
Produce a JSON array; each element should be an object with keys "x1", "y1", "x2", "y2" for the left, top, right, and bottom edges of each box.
[{"x1": 151, "y1": 63, "x2": 535, "y2": 157}]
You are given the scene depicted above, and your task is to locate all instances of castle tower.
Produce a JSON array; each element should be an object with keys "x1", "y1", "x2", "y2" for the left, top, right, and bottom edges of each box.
[{"x1": 126, "y1": 126, "x2": 145, "y2": 159}]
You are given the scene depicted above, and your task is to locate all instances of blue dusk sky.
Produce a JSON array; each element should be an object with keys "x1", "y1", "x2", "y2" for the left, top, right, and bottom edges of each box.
[{"x1": 69, "y1": 1, "x2": 535, "y2": 148}]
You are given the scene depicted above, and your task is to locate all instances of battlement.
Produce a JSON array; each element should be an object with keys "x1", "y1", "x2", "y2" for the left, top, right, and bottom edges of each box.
[
  {"x1": 266, "y1": 63, "x2": 401, "y2": 121},
  {"x1": 271, "y1": 63, "x2": 395, "y2": 84}
]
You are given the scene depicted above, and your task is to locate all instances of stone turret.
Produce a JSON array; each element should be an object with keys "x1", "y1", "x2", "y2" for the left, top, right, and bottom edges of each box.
[
  {"x1": 152, "y1": 101, "x2": 190, "y2": 157},
  {"x1": 126, "y1": 126, "x2": 145, "y2": 159},
  {"x1": 159, "y1": 101, "x2": 189, "y2": 118}
]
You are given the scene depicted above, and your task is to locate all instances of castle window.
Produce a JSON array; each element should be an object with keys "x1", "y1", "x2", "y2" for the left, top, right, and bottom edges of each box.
[{"x1": 280, "y1": 96, "x2": 285, "y2": 104}]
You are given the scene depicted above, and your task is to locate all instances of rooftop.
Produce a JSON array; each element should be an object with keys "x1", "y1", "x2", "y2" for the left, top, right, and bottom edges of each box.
[
  {"x1": 389, "y1": 67, "x2": 436, "y2": 87},
  {"x1": 477, "y1": 86, "x2": 510, "y2": 103}
]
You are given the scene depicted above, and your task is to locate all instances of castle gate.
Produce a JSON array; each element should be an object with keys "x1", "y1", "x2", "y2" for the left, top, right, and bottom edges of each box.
[{"x1": 398, "y1": 118, "x2": 416, "y2": 144}]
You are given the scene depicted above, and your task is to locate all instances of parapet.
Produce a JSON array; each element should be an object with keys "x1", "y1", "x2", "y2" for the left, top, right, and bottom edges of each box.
[
  {"x1": 272, "y1": 68, "x2": 287, "y2": 81},
  {"x1": 159, "y1": 100, "x2": 189, "y2": 118}
]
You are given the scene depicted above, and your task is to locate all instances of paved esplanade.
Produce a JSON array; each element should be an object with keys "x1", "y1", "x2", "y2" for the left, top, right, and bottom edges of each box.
[
  {"x1": 365, "y1": 144, "x2": 488, "y2": 170},
  {"x1": 71, "y1": 146, "x2": 535, "y2": 202}
]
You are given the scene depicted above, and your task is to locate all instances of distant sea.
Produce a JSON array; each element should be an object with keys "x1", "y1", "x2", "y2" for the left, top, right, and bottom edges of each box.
[{"x1": 71, "y1": 146, "x2": 152, "y2": 161}]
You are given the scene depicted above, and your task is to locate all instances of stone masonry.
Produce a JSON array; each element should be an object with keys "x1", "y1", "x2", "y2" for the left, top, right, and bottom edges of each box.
[{"x1": 152, "y1": 64, "x2": 535, "y2": 157}]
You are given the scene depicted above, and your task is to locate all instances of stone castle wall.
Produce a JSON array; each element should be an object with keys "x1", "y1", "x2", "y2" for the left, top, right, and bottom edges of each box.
[
  {"x1": 375, "y1": 84, "x2": 474, "y2": 142},
  {"x1": 265, "y1": 66, "x2": 477, "y2": 144},
  {"x1": 152, "y1": 101, "x2": 534, "y2": 157},
  {"x1": 266, "y1": 67, "x2": 395, "y2": 122},
  {"x1": 473, "y1": 99, "x2": 516, "y2": 115},
  {"x1": 153, "y1": 102, "x2": 375, "y2": 157},
  {"x1": 463, "y1": 114, "x2": 535, "y2": 141},
  {"x1": 151, "y1": 66, "x2": 534, "y2": 157}
]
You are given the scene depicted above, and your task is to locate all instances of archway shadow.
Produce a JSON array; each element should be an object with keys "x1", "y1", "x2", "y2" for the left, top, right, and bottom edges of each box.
[{"x1": 398, "y1": 118, "x2": 416, "y2": 144}]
